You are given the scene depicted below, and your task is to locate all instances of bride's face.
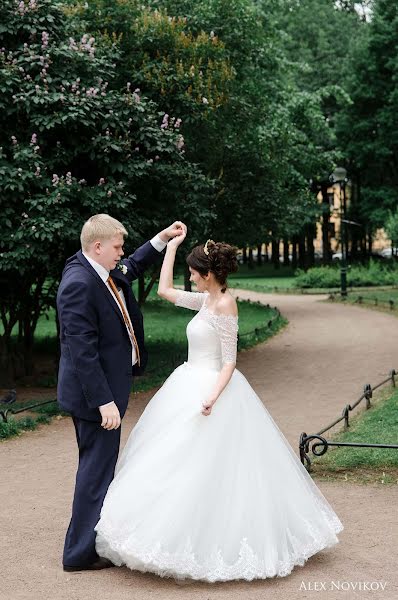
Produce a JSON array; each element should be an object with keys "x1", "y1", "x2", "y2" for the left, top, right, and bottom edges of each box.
[{"x1": 189, "y1": 266, "x2": 209, "y2": 292}]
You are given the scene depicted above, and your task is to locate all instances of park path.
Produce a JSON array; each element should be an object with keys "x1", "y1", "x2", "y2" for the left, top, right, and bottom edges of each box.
[{"x1": 1, "y1": 292, "x2": 397, "y2": 600}]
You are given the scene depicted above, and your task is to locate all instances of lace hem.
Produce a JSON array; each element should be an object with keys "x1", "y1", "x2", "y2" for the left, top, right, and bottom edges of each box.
[{"x1": 95, "y1": 518, "x2": 343, "y2": 582}]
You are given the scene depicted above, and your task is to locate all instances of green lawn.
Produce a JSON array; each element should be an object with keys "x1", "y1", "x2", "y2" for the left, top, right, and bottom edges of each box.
[
  {"x1": 31, "y1": 296, "x2": 286, "y2": 391},
  {"x1": 332, "y1": 288, "x2": 398, "y2": 305},
  {"x1": 1, "y1": 296, "x2": 286, "y2": 440},
  {"x1": 311, "y1": 387, "x2": 398, "y2": 484}
]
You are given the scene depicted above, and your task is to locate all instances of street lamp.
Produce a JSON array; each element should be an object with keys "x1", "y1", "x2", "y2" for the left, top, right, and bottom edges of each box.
[{"x1": 330, "y1": 167, "x2": 349, "y2": 298}]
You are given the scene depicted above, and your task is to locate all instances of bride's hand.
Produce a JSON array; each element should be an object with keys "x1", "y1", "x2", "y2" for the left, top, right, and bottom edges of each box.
[
  {"x1": 201, "y1": 398, "x2": 216, "y2": 416},
  {"x1": 167, "y1": 227, "x2": 186, "y2": 249}
]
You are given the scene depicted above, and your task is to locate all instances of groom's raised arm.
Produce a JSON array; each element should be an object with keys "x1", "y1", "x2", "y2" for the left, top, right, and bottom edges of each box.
[
  {"x1": 121, "y1": 222, "x2": 187, "y2": 284},
  {"x1": 121, "y1": 236, "x2": 165, "y2": 285},
  {"x1": 58, "y1": 280, "x2": 115, "y2": 409}
]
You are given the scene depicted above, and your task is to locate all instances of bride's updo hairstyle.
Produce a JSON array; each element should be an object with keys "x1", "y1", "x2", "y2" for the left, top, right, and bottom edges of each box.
[{"x1": 186, "y1": 240, "x2": 238, "y2": 293}]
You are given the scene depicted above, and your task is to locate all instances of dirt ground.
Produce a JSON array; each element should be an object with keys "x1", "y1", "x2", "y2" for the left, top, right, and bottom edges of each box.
[{"x1": 1, "y1": 291, "x2": 397, "y2": 600}]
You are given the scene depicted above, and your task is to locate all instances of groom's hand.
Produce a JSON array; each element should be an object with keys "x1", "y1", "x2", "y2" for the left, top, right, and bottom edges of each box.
[
  {"x1": 158, "y1": 221, "x2": 187, "y2": 244},
  {"x1": 99, "y1": 402, "x2": 121, "y2": 430}
]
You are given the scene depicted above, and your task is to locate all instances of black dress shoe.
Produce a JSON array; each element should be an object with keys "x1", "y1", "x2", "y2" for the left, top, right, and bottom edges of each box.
[{"x1": 63, "y1": 558, "x2": 115, "y2": 572}]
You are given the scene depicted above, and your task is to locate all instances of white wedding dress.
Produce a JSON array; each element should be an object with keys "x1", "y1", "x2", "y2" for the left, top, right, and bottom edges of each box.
[{"x1": 94, "y1": 290, "x2": 343, "y2": 582}]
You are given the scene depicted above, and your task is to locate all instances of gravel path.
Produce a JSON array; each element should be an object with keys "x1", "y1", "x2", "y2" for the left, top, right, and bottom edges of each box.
[{"x1": 1, "y1": 292, "x2": 397, "y2": 600}]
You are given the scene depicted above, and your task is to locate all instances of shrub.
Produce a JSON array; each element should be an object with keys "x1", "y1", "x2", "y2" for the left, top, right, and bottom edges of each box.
[{"x1": 295, "y1": 260, "x2": 398, "y2": 289}]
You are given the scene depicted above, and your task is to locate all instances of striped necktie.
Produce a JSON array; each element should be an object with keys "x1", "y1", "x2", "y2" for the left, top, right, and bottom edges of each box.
[{"x1": 107, "y1": 276, "x2": 140, "y2": 366}]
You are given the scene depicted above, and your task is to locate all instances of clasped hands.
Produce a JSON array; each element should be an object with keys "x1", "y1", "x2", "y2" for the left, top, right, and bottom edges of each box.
[{"x1": 159, "y1": 221, "x2": 187, "y2": 246}]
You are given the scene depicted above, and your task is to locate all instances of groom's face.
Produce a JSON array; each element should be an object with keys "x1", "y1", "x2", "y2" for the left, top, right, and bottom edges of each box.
[{"x1": 95, "y1": 233, "x2": 125, "y2": 272}]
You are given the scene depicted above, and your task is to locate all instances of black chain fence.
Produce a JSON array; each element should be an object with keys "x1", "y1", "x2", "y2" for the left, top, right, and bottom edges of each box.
[
  {"x1": 299, "y1": 369, "x2": 398, "y2": 471},
  {"x1": 329, "y1": 291, "x2": 398, "y2": 310}
]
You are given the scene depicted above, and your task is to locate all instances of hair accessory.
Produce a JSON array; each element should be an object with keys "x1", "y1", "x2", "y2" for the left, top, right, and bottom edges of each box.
[{"x1": 203, "y1": 239, "x2": 215, "y2": 256}]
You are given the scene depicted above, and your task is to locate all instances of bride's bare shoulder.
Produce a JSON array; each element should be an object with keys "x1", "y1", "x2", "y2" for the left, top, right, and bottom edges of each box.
[{"x1": 215, "y1": 293, "x2": 238, "y2": 317}]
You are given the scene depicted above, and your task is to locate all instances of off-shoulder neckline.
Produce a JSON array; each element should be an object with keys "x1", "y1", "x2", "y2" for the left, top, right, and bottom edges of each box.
[{"x1": 202, "y1": 295, "x2": 238, "y2": 320}]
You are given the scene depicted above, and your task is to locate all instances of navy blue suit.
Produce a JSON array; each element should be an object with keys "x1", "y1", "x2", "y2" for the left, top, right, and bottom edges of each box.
[{"x1": 56, "y1": 240, "x2": 162, "y2": 567}]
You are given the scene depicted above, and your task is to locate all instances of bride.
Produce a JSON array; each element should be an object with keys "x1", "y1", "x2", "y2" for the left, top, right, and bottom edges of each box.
[{"x1": 94, "y1": 228, "x2": 343, "y2": 582}]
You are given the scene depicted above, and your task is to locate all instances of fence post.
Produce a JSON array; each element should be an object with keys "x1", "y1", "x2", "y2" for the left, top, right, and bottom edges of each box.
[
  {"x1": 342, "y1": 404, "x2": 350, "y2": 429},
  {"x1": 364, "y1": 384, "x2": 372, "y2": 409},
  {"x1": 390, "y1": 369, "x2": 396, "y2": 388}
]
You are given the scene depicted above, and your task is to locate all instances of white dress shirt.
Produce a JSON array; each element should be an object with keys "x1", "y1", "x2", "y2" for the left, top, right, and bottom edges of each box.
[{"x1": 82, "y1": 234, "x2": 166, "y2": 406}]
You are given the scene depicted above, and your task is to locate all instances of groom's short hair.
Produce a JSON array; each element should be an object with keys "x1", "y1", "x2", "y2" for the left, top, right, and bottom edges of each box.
[{"x1": 80, "y1": 214, "x2": 128, "y2": 251}]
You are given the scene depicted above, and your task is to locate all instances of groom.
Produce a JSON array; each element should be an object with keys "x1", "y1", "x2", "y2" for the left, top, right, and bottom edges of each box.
[{"x1": 57, "y1": 214, "x2": 186, "y2": 571}]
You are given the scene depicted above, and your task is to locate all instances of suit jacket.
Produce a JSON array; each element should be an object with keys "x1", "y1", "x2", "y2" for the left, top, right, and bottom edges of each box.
[{"x1": 56, "y1": 241, "x2": 161, "y2": 421}]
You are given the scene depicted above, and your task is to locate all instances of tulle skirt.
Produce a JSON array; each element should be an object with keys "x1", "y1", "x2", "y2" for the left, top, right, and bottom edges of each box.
[{"x1": 94, "y1": 361, "x2": 343, "y2": 582}]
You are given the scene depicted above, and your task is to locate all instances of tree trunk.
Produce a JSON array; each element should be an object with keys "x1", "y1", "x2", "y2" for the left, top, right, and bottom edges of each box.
[
  {"x1": 22, "y1": 324, "x2": 35, "y2": 377},
  {"x1": 368, "y1": 229, "x2": 373, "y2": 256},
  {"x1": 242, "y1": 246, "x2": 247, "y2": 264},
  {"x1": 306, "y1": 224, "x2": 315, "y2": 267},
  {"x1": 321, "y1": 184, "x2": 331, "y2": 264},
  {"x1": 298, "y1": 234, "x2": 306, "y2": 269},
  {"x1": 257, "y1": 244, "x2": 262, "y2": 265},
  {"x1": 248, "y1": 247, "x2": 254, "y2": 269},
  {"x1": 184, "y1": 263, "x2": 192, "y2": 291},
  {"x1": 283, "y1": 238, "x2": 290, "y2": 267},
  {"x1": 292, "y1": 237, "x2": 298, "y2": 270},
  {"x1": 271, "y1": 239, "x2": 280, "y2": 269}
]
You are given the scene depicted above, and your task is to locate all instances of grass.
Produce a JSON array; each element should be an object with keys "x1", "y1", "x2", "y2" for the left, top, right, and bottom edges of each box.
[
  {"x1": 1, "y1": 297, "x2": 286, "y2": 440},
  {"x1": 311, "y1": 386, "x2": 398, "y2": 485},
  {"x1": 0, "y1": 400, "x2": 67, "y2": 441},
  {"x1": 325, "y1": 288, "x2": 398, "y2": 319},
  {"x1": 329, "y1": 288, "x2": 398, "y2": 305}
]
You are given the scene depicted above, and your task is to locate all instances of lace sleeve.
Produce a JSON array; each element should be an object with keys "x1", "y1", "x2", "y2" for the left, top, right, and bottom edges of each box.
[
  {"x1": 212, "y1": 314, "x2": 239, "y2": 365},
  {"x1": 174, "y1": 290, "x2": 207, "y2": 311}
]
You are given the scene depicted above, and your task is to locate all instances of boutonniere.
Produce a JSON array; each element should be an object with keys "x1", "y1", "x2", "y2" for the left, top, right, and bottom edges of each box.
[{"x1": 116, "y1": 262, "x2": 128, "y2": 275}]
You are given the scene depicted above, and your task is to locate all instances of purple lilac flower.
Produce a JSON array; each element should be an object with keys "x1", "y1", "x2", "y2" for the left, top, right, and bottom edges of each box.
[{"x1": 161, "y1": 113, "x2": 169, "y2": 129}]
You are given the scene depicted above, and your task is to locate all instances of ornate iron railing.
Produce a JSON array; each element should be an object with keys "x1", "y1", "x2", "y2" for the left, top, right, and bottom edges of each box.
[
  {"x1": 299, "y1": 369, "x2": 398, "y2": 471},
  {"x1": 0, "y1": 398, "x2": 56, "y2": 423}
]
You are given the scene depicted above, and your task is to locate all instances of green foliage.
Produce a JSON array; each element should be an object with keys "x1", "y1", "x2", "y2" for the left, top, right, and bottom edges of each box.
[
  {"x1": 0, "y1": 299, "x2": 285, "y2": 424},
  {"x1": 0, "y1": 0, "x2": 213, "y2": 379},
  {"x1": 295, "y1": 260, "x2": 398, "y2": 288},
  {"x1": 385, "y1": 209, "x2": 398, "y2": 247},
  {"x1": 338, "y1": 0, "x2": 398, "y2": 231},
  {"x1": 0, "y1": 414, "x2": 47, "y2": 440},
  {"x1": 76, "y1": 0, "x2": 337, "y2": 247}
]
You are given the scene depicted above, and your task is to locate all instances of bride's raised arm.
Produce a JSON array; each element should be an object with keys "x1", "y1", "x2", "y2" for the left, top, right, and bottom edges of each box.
[{"x1": 157, "y1": 226, "x2": 187, "y2": 304}]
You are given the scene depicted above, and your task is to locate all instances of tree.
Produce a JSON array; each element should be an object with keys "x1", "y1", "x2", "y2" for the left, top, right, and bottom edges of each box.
[
  {"x1": 0, "y1": 0, "x2": 212, "y2": 381},
  {"x1": 338, "y1": 0, "x2": 398, "y2": 246}
]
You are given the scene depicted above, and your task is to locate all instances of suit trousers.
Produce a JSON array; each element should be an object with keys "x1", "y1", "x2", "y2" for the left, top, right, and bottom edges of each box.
[{"x1": 63, "y1": 416, "x2": 121, "y2": 567}]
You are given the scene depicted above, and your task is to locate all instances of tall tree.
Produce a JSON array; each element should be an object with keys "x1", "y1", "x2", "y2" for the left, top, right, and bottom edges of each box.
[
  {"x1": 338, "y1": 0, "x2": 398, "y2": 240},
  {"x1": 0, "y1": 0, "x2": 212, "y2": 381}
]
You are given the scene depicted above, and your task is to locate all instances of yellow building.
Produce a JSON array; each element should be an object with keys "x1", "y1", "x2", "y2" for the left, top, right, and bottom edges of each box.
[{"x1": 314, "y1": 181, "x2": 389, "y2": 257}]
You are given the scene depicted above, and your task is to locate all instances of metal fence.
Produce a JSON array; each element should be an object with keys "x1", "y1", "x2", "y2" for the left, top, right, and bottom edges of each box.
[
  {"x1": 299, "y1": 369, "x2": 398, "y2": 471},
  {"x1": 329, "y1": 292, "x2": 398, "y2": 310}
]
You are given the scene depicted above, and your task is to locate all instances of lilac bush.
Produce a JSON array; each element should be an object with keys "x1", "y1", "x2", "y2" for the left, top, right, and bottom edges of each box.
[{"x1": 0, "y1": 0, "x2": 213, "y2": 379}]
